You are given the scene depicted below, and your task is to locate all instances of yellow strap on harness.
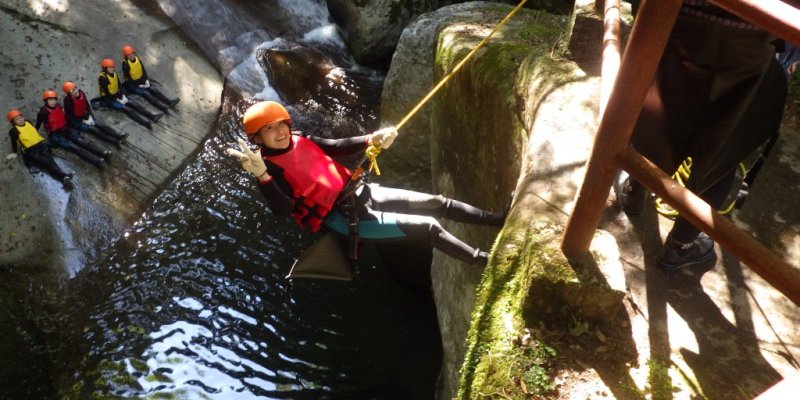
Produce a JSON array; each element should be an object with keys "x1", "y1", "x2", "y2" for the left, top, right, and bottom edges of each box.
[
  {"x1": 363, "y1": 0, "x2": 529, "y2": 176},
  {"x1": 655, "y1": 157, "x2": 746, "y2": 218}
]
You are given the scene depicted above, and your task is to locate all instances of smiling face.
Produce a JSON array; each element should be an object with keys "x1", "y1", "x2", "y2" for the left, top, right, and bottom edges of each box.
[{"x1": 252, "y1": 120, "x2": 291, "y2": 150}]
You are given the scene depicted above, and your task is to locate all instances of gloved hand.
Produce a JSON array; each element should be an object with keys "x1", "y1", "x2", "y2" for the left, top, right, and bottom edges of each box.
[
  {"x1": 83, "y1": 116, "x2": 96, "y2": 126},
  {"x1": 6, "y1": 153, "x2": 18, "y2": 160},
  {"x1": 369, "y1": 127, "x2": 398, "y2": 150},
  {"x1": 144, "y1": 80, "x2": 151, "y2": 89},
  {"x1": 226, "y1": 139, "x2": 270, "y2": 181},
  {"x1": 117, "y1": 95, "x2": 129, "y2": 105}
]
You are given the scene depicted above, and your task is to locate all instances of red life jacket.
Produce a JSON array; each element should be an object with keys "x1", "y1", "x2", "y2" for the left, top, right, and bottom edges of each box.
[
  {"x1": 42, "y1": 105, "x2": 68, "y2": 132},
  {"x1": 266, "y1": 135, "x2": 351, "y2": 232},
  {"x1": 71, "y1": 90, "x2": 89, "y2": 118}
]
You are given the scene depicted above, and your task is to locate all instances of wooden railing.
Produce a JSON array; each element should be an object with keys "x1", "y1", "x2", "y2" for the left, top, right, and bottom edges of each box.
[{"x1": 561, "y1": 0, "x2": 800, "y2": 306}]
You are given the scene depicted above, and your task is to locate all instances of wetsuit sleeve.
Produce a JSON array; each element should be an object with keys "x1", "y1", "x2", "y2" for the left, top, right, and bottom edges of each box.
[
  {"x1": 257, "y1": 166, "x2": 295, "y2": 217},
  {"x1": 121, "y1": 61, "x2": 130, "y2": 82},
  {"x1": 9, "y1": 128, "x2": 18, "y2": 154},
  {"x1": 307, "y1": 134, "x2": 369, "y2": 157},
  {"x1": 63, "y1": 97, "x2": 79, "y2": 126},
  {"x1": 35, "y1": 108, "x2": 47, "y2": 131},
  {"x1": 140, "y1": 61, "x2": 150, "y2": 81}
]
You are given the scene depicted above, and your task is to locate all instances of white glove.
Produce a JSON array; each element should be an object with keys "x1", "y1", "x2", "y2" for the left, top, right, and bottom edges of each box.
[
  {"x1": 83, "y1": 116, "x2": 96, "y2": 126},
  {"x1": 117, "y1": 95, "x2": 129, "y2": 105},
  {"x1": 226, "y1": 139, "x2": 269, "y2": 181},
  {"x1": 144, "y1": 80, "x2": 151, "y2": 89},
  {"x1": 6, "y1": 153, "x2": 17, "y2": 160},
  {"x1": 369, "y1": 127, "x2": 398, "y2": 150}
]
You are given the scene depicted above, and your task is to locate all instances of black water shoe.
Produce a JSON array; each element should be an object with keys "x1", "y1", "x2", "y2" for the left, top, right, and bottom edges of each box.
[{"x1": 656, "y1": 233, "x2": 716, "y2": 270}]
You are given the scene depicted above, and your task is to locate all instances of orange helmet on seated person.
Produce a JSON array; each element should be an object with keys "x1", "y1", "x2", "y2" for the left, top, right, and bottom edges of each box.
[
  {"x1": 62, "y1": 81, "x2": 76, "y2": 94},
  {"x1": 6, "y1": 109, "x2": 22, "y2": 123},
  {"x1": 242, "y1": 101, "x2": 291, "y2": 135},
  {"x1": 122, "y1": 45, "x2": 135, "y2": 56},
  {"x1": 100, "y1": 58, "x2": 115, "y2": 68},
  {"x1": 42, "y1": 90, "x2": 58, "y2": 100}
]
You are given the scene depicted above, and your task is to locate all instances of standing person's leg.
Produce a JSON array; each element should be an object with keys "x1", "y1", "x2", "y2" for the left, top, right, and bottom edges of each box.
[
  {"x1": 366, "y1": 184, "x2": 505, "y2": 226},
  {"x1": 656, "y1": 170, "x2": 736, "y2": 269}
]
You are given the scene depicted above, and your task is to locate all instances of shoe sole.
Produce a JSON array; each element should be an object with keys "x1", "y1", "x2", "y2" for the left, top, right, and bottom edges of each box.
[{"x1": 658, "y1": 250, "x2": 717, "y2": 270}]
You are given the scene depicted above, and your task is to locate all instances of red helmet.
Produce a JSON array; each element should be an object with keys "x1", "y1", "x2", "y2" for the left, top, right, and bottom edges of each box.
[
  {"x1": 62, "y1": 81, "x2": 76, "y2": 94},
  {"x1": 242, "y1": 101, "x2": 291, "y2": 134},
  {"x1": 100, "y1": 58, "x2": 115, "y2": 68},
  {"x1": 6, "y1": 109, "x2": 22, "y2": 123},
  {"x1": 42, "y1": 90, "x2": 58, "y2": 100},
  {"x1": 122, "y1": 45, "x2": 135, "y2": 56}
]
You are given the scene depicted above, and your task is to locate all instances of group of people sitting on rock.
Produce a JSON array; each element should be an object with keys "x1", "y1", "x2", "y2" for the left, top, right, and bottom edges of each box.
[{"x1": 5, "y1": 45, "x2": 180, "y2": 190}]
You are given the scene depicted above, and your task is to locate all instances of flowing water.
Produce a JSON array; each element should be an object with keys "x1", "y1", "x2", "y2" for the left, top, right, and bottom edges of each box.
[{"x1": 2, "y1": 1, "x2": 442, "y2": 398}]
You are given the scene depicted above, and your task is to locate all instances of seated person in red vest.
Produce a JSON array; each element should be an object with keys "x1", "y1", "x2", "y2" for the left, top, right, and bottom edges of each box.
[
  {"x1": 36, "y1": 90, "x2": 110, "y2": 169},
  {"x1": 227, "y1": 101, "x2": 505, "y2": 265},
  {"x1": 62, "y1": 81, "x2": 128, "y2": 150},
  {"x1": 120, "y1": 45, "x2": 180, "y2": 112},
  {"x1": 7, "y1": 109, "x2": 74, "y2": 190},
  {"x1": 97, "y1": 58, "x2": 163, "y2": 129}
]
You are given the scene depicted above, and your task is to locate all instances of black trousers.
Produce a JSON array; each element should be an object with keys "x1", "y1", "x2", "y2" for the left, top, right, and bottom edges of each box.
[
  {"x1": 23, "y1": 143, "x2": 70, "y2": 181},
  {"x1": 630, "y1": 17, "x2": 781, "y2": 242},
  {"x1": 325, "y1": 184, "x2": 503, "y2": 264}
]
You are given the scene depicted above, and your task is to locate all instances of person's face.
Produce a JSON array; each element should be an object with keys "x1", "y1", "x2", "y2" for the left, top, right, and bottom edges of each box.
[
  {"x1": 105, "y1": 67, "x2": 115, "y2": 74},
  {"x1": 13, "y1": 115, "x2": 24, "y2": 126},
  {"x1": 46, "y1": 98, "x2": 57, "y2": 107},
  {"x1": 126, "y1": 53, "x2": 136, "y2": 61},
  {"x1": 69, "y1": 87, "x2": 78, "y2": 97},
  {"x1": 251, "y1": 121, "x2": 290, "y2": 150}
]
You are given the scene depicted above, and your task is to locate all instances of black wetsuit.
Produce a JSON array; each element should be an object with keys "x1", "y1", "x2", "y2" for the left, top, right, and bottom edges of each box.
[
  {"x1": 256, "y1": 132, "x2": 503, "y2": 264},
  {"x1": 64, "y1": 89, "x2": 126, "y2": 145},
  {"x1": 8, "y1": 124, "x2": 71, "y2": 181}
]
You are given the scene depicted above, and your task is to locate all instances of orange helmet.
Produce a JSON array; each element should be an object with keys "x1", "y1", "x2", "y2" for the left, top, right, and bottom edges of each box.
[
  {"x1": 122, "y1": 45, "x2": 135, "y2": 56},
  {"x1": 243, "y1": 101, "x2": 291, "y2": 134},
  {"x1": 42, "y1": 90, "x2": 58, "y2": 100},
  {"x1": 62, "y1": 81, "x2": 76, "y2": 94},
  {"x1": 100, "y1": 58, "x2": 115, "y2": 68},
  {"x1": 6, "y1": 109, "x2": 22, "y2": 123}
]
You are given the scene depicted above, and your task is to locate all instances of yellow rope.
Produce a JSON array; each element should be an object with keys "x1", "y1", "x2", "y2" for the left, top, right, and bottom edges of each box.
[
  {"x1": 655, "y1": 157, "x2": 747, "y2": 218},
  {"x1": 364, "y1": 0, "x2": 529, "y2": 175}
]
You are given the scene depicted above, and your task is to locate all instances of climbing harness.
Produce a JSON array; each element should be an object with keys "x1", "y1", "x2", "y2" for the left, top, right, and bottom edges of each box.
[
  {"x1": 352, "y1": 0, "x2": 530, "y2": 181},
  {"x1": 654, "y1": 157, "x2": 747, "y2": 218}
]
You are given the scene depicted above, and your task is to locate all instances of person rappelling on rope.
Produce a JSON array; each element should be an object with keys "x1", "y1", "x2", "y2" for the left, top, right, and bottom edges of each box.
[{"x1": 226, "y1": 101, "x2": 505, "y2": 266}]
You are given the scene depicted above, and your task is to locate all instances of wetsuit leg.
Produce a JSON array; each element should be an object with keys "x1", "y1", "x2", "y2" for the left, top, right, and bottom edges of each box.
[
  {"x1": 367, "y1": 184, "x2": 504, "y2": 226},
  {"x1": 668, "y1": 170, "x2": 737, "y2": 243},
  {"x1": 126, "y1": 98, "x2": 162, "y2": 121},
  {"x1": 135, "y1": 88, "x2": 169, "y2": 112},
  {"x1": 95, "y1": 121, "x2": 126, "y2": 140},
  {"x1": 48, "y1": 133, "x2": 103, "y2": 166},
  {"x1": 323, "y1": 210, "x2": 488, "y2": 265},
  {"x1": 82, "y1": 125, "x2": 119, "y2": 146},
  {"x1": 25, "y1": 145, "x2": 70, "y2": 180},
  {"x1": 64, "y1": 130, "x2": 108, "y2": 158},
  {"x1": 147, "y1": 86, "x2": 174, "y2": 105}
]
